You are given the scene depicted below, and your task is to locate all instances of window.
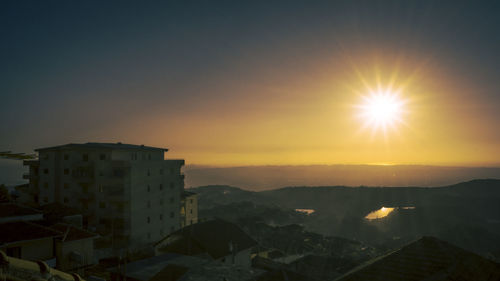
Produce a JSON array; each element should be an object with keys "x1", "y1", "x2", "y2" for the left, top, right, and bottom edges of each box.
[
  {"x1": 170, "y1": 212, "x2": 174, "y2": 218},
  {"x1": 64, "y1": 183, "x2": 69, "y2": 189},
  {"x1": 159, "y1": 169, "x2": 163, "y2": 175},
  {"x1": 99, "y1": 202, "x2": 106, "y2": 209},
  {"x1": 159, "y1": 184, "x2": 163, "y2": 190},
  {"x1": 63, "y1": 168, "x2": 69, "y2": 175},
  {"x1": 100, "y1": 154, "x2": 106, "y2": 160},
  {"x1": 64, "y1": 197, "x2": 69, "y2": 203},
  {"x1": 44, "y1": 169, "x2": 49, "y2": 174},
  {"x1": 99, "y1": 185, "x2": 104, "y2": 192},
  {"x1": 99, "y1": 171, "x2": 104, "y2": 176},
  {"x1": 82, "y1": 154, "x2": 89, "y2": 161},
  {"x1": 147, "y1": 185, "x2": 150, "y2": 192},
  {"x1": 190, "y1": 209, "x2": 193, "y2": 214},
  {"x1": 160, "y1": 214, "x2": 163, "y2": 221},
  {"x1": 147, "y1": 217, "x2": 150, "y2": 224},
  {"x1": 6, "y1": 247, "x2": 21, "y2": 258},
  {"x1": 44, "y1": 182, "x2": 48, "y2": 189},
  {"x1": 190, "y1": 199, "x2": 193, "y2": 204},
  {"x1": 64, "y1": 154, "x2": 69, "y2": 160},
  {"x1": 34, "y1": 195, "x2": 39, "y2": 203}
]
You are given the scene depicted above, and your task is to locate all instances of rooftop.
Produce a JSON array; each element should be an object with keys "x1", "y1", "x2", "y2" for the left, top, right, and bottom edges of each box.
[
  {"x1": 35, "y1": 142, "x2": 168, "y2": 152},
  {"x1": 0, "y1": 221, "x2": 62, "y2": 246},
  {"x1": 50, "y1": 223, "x2": 99, "y2": 242},
  {"x1": 156, "y1": 219, "x2": 257, "y2": 259},
  {"x1": 335, "y1": 236, "x2": 500, "y2": 281},
  {"x1": 0, "y1": 203, "x2": 42, "y2": 219}
]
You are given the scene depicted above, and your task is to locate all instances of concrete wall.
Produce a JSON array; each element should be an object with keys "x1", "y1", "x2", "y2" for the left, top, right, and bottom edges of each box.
[
  {"x1": 217, "y1": 248, "x2": 252, "y2": 268},
  {"x1": 55, "y1": 238, "x2": 94, "y2": 271},
  {"x1": 0, "y1": 238, "x2": 54, "y2": 261}
]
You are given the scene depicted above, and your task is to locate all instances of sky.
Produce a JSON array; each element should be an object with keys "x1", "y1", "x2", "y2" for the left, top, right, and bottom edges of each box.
[{"x1": 1, "y1": 0, "x2": 500, "y2": 166}]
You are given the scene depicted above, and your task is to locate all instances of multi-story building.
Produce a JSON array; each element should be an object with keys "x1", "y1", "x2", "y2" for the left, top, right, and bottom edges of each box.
[
  {"x1": 23, "y1": 142, "x2": 185, "y2": 247},
  {"x1": 180, "y1": 191, "x2": 198, "y2": 228}
]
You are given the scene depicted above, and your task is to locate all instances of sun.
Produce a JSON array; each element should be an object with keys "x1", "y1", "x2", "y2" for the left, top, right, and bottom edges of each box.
[{"x1": 357, "y1": 89, "x2": 406, "y2": 134}]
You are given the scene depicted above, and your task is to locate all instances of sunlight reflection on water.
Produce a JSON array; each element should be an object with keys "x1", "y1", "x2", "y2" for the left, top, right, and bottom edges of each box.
[{"x1": 365, "y1": 206, "x2": 416, "y2": 220}]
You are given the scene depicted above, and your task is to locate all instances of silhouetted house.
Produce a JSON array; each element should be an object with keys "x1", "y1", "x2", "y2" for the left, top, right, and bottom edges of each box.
[
  {"x1": 0, "y1": 250, "x2": 85, "y2": 281},
  {"x1": 0, "y1": 202, "x2": 43, "y2": 223},
  {"x1": 180, "y1": 191, "x2": 198, "y2": 227},
  {"x1": 50, "y1": 223, "x2": 99, "y2": 271},
  {"x1": 154, "y1": 219, "x2": 257, "y2": 268},
  {"x1": 335, "y1": 236, "x2": 500, "y2": 281},
  {"x1": 23, "y1": 142, "x2": 185, "y2": 247},
  {"x1": 0, "y1": 221, "x2": 62, "y2": 266}
]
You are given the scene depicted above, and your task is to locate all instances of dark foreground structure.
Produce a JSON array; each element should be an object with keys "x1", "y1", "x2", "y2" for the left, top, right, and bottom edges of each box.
[{"x1": 335, "y1": 236, "x2": 500, "y2": 281}]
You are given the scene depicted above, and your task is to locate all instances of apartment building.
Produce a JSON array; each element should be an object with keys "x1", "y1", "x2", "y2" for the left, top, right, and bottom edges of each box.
[
  {"x1": 23, "y1": 142, "x2": 185, "y2": 247},
  {"x1": 180, "y1": 191, "x2": 198, "y2": 228}
]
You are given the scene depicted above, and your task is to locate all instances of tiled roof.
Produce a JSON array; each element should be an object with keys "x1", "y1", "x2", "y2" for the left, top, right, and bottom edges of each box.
[
  {"x1": 35, "y1": 142, "x2": 167, "y2": 151},
  {"x1": 156, "y1": 219, "x2": 257, "y2": 259},
  {"x1": 50, "y1": 223, "x2": 99, "y2": 242},
  {"x1": 0, "y1": 202, "x2": 42, "y2": 218},
  {"x1": 0, "y1": 221, "x2": 62, "y2": 246},
  {"x1": 335, "y1": 236, "x2": 500, "y2": 281}
]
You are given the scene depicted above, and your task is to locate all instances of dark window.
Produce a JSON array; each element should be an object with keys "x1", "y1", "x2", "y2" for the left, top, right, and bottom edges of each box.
[
  {"x1": 159, "y1": 169, "x2": 163, "y2": 175},
  {"x1": 64, "y1": 183, "x2": 69, "y2": 189},
  {"x1": 190, "y1": 209, "x2": 193, "y2": 214},
  {"x1": 148, "y1": 154, "x2": 151, "y2": 160},
  {"x1": 190, "y1": 199, "x2": 193, "y2": 204},
  {"x1": 34, "y1": 195, "x2": 39, "y2": 203},
  {"x1": 64, "y1": 154, "x2": 69, "y2": 160},
  {"x1": 99, "y1": 185, "x2": 104, "y2": 192},
  {"x1": 147, "y1": 185, "x2": 150, "y2": 192},
  {"x1": 159, "y1": 184, "x2": 163, "y2": 190},
  {"x1": 63, "y1": 168, "x2": 69, "y2": 175},
  {"x1": 44, "y1": 169, "x2": 49, "y2": 174},
  {"x1": 6, "y1": 247, "x2": 21, "y2": 258},
  {"x1": 99, "y1": 202, "x2": 106, "y2": 209},
  {"x1": 147, "y1": 217, "x2": 150, "y2": 223},
  {"x1": 82, "y1": 154, "x2": 89, "y2": 161},
  {"x1": 44, "y1": 197, "x2": 48, "y2": 203},
  {"x1": 160, "y1": 214, "x2": 163, "y2": 220},
  {"x1": 100, "y1": 154, "x2": 106, "y2": 160},
  {"x1": 160, "y1": 199, "x2": 163, "y2": 205},
  {"x1": 44, "y1": 182, "x2": 48, "y2": 189},
  {"x1": 64, "y1": 197, "x2": 69, "y2": 203}
]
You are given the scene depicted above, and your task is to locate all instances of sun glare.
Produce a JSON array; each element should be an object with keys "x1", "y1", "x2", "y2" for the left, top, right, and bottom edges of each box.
[{"x1": 357, "y1": 89, "x2": 406, "y2": 134}]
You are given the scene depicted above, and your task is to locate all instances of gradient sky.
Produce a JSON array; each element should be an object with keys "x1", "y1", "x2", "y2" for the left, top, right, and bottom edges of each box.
[{"x1": 1, "y1": 0, "x2": 500, "y2": 166}]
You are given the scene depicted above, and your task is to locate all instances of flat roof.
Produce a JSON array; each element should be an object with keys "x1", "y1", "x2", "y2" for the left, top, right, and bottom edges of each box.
[{"x1": 35, "y1": 142, "x2": 168, "y2": 152}]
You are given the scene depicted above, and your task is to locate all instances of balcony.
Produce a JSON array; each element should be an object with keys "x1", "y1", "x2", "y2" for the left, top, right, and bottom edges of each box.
[{"x1": 72, "y1": 166, "x2": 95, "y2": 183}]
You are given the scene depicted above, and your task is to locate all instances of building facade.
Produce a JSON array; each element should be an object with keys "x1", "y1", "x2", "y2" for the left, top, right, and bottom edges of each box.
[
  {"x1": 180, "y1": 191, "x2": 198, "y2": 228},
  {"x1": 24, "y1": 143, "x2": 185, "y2": 247}
]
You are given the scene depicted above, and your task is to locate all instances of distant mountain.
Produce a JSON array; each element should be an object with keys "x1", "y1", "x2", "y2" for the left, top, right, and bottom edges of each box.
[{"x1": 184, "y1": 165, "x2": 500, "y2": 191}]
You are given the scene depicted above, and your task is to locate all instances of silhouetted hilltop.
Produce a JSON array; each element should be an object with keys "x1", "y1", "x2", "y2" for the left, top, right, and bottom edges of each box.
[{"x1": 192, "y1": 179, "x2": 500, "y2": 259}]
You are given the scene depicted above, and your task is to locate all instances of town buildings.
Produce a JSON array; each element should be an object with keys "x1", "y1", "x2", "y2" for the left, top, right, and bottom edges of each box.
[
  {"x1": 23, "y1": 143, "x2": 185, "y2": 247},
  {"x1": 180, "y1": 191, "x2": 198, "y2": 228}
]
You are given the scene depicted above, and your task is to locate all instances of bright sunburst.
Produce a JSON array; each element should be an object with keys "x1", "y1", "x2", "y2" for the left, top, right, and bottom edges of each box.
[{"x1": 357, "y1": 89, "x2": 407, "y2": 134}]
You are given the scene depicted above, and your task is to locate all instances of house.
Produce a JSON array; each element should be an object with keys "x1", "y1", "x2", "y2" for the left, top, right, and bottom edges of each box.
[
  {"x1": 180, "y1": 191, "x2": 198, "y2": 228},
  {"x1": 335, "y1": 236, "x2": 500, "y2": 281},
  {"x1": 39, "y1": 202, "x2": 84, "y2": 228},
  {"x1": 23, "y1": 142, "x2": 185, "y2": 247},
  {"x1": 0, "y1": 250, "x2": 85, "y2": 281},
  {"x1": 0, "y1": 221, "x2": 62, "y2": 266},
  {"x1": 154, "y1": 219, "x2": 257, "y2": 268},
  {"x1": 0, "y1": 202, "x2": 43, "y2": 223},
  {"x1": 50, "y1": 223, "x2": 99, "y2": 272}
]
